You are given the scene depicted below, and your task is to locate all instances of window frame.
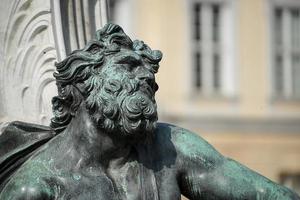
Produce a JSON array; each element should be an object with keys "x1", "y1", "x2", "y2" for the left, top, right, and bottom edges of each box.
[
  {"x1": 268, "y1": 0, "x2": 300, "y2": 101},
  {"x1": 187, "y1": 0, "x2": 237, "y2": 99}
]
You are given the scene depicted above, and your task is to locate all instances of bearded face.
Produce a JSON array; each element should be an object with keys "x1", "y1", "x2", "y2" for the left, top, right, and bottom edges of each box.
[
  {"x1": 85, "y1": 49, "x2": 159, "y2": 140},
  {"x1": 51, "y1": 24, "x2": 162, "y2": 136}
]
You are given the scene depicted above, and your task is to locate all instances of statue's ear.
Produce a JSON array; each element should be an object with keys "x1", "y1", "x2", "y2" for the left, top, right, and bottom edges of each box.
[
  {"x1": 51, "y1": 85, "x2": 80, "y2": 117},
  {"x1": 51, "y1": 96, "x2": 64, "y2": 113},
  {"x1": 50, "y1": 85, "x2": 83, "y2": 131},
  {"x1": 50, "y1": 95, "x2": 72, "y2": 132}
]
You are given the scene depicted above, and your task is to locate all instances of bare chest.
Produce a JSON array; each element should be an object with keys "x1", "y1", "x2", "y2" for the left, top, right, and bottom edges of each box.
[{"x1": 53, "y1": 164, "x2": 180, "y2": 200}]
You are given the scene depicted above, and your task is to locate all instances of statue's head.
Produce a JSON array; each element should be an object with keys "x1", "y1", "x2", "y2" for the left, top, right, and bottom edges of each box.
[{"x1": 51, "y1": 23, "x2": 162, "y2": 140}]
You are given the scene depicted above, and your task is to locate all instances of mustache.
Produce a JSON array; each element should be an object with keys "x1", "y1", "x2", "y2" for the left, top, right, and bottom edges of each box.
[
  {"x1": 120, "y1": 78, "x2": 158, "y2": 99},
  {"x1": 98, "y1": 78, "x2": 157, "y2": 104},
  {"x1": 138, "y1": 79, "x2": 158, "y2": 98}
]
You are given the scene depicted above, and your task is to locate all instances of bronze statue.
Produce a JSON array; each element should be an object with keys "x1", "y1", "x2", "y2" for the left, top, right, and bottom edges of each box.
[{"x1": 0, "y1": 23, "x2": 299, "y2": 200}]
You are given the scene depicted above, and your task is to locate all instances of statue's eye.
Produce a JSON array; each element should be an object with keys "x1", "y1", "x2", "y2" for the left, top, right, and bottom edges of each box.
[
  {"x1": 144, "y1": 64, "x2": 158, "y2": 74},
  {"x1": 115, "y1": 54, "x2": 142, "y2": 66},
  {"x1": 123, "y1": 64, "x2": 136, "y2": 72}
]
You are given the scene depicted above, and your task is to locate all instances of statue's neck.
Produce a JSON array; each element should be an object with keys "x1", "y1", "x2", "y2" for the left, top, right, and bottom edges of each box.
[{"x1": 62, "y1": 105, "x2": 132, "y2": 169}]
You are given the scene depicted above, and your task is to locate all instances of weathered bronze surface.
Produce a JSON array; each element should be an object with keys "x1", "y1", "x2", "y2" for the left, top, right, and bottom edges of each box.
[{"x1": 0, "y1": 23, "x2": 299, "y2": 200}]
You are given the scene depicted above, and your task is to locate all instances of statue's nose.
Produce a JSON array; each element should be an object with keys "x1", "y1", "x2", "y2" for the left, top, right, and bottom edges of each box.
[
  {"x1": 136, "y1": 67, "x2": 155, "y2": 81},
  {"x1": 135, "y1": 67, "x2": 158, "y2": 92}
]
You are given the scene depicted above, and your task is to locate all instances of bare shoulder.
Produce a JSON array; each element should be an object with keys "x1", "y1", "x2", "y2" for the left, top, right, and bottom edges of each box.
[
  {"x1": 155, "y1": 123, "x2": 225, "y2": 168},
  {"x1": 0, "y1": 177, "x2": 55, "y2": 200}
]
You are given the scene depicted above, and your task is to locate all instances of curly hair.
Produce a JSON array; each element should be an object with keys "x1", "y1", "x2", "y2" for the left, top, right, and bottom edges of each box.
[{"x1": 50, "y1": 23, "x2": 162, "y2": 133}]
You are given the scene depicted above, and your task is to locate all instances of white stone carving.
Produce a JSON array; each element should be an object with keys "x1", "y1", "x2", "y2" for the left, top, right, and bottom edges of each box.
[
  {"x1": 0, "y1": 0, "x2": 108, "y2": 125},
  {"x1": 0, "y1": 0, "x2": 57, "y2": 125}
]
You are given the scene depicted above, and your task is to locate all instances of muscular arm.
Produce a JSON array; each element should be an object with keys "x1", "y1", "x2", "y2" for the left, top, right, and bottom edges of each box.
[{"x1": 172, "y1": 126, "x2": 300, "y2": 200}]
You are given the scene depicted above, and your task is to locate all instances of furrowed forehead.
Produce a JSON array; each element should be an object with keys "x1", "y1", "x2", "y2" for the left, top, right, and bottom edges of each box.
[
  {"x1": 113, "y1": 50, "x2": 142, "y2": 65},
  {"x1": 109, "y1": 50, "x2": 160, "y2": 74}
]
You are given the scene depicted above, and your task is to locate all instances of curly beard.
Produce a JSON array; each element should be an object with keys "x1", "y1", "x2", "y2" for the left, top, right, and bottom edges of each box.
[{"x1": 85, "y1": 75, "x2": 158, "y2": 141}]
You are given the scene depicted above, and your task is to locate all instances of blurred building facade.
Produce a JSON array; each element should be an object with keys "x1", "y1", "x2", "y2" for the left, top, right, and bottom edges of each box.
[{"x1": 110, "y1": 0, "x2": 300, "y2": 194}]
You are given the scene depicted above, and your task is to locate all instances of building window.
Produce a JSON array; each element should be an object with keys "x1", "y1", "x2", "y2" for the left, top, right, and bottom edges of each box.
[
  {"x1": 271, "y1": 2, "x2": 300, "y2": 99},
  {"x1": 191, "y1": 0, "x2": 236, "y2": 98}
]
